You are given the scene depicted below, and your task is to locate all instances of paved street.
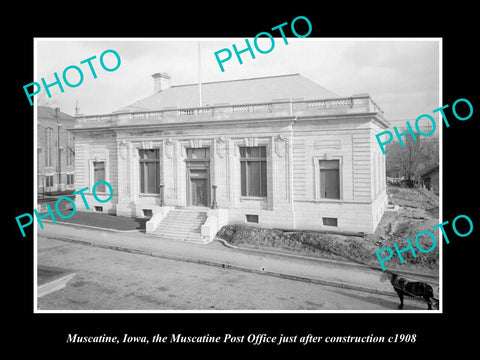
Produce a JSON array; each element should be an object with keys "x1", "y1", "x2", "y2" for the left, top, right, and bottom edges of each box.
[{"x1": 37, "y1": 237, "x2": 425, "y2": 311}]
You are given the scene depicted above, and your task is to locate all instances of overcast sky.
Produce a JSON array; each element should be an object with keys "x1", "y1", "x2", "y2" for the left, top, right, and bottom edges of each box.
[{"x1": 35, "y1": 38, "x2": 440, "y2": 126}]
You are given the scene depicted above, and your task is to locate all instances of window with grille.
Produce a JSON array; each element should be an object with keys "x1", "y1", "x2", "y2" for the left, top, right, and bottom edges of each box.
[
  {"x1": 139, "y1": 149, "x2": 160, "y2": 194},
  {"x1": 319, "y1": 160, "x2": 340, "y2": 199},
  {"x1": 322, "y1": 217, "x2": 338, "y2": 226},
  {"x1": 67, "y1": 174, "x2": 74, "y2": 185},
  {"x1": 240, "y1": 146, "x2": 267, "y2": 197},
  {"x1": 46, "y1": 175, "x2": 54, "y2": 187},
  {"x1": 93, "y1": 161, "x2": 106, "y2": 192}
]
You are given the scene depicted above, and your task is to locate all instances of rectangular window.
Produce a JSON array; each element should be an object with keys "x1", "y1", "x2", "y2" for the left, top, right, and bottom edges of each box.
[
  {"x1": 319, "y1": 160, "x2": 340, "y2": 199},
  {"x1": 67, "y1": 149, "x2": 74, "y2": 167},
  {"x1": 240, "y1": 146, "x2": 267, "y2": 197},
  {"x1": 139, "y1": 149, "x2": 160, "y2": 194},
  {"x1": 245, "y1": 214, "x2": 259, "y2": 223},
  {"x1": 93, "y1": 161, "x2": 106, "y2": 192},
  {"x1": 67, "y1": 174, "x2": 74, "y2": 185},
  {"x1": 46, "y1": 175, "x2": 54, "y2": 187},
  {"x1": 66, "y1": 133, "x2": 74, "y2": 166},
  {"x1": 322, "y1": 217, "x2": 338, "y2": 226},
  {"x1": 37, "y1": 148, "x2": 42, "y2": 168},
  {"x1": 142, "y1": 209, "x2": 153, "y2": 218},
  {"x1": 46, "y1": 128, "x2": 53, "y2": 167}
]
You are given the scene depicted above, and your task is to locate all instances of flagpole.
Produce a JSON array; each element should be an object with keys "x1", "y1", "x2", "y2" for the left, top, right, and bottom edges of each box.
[{"x1": 198, "y1": 41, "x2": 202, "y2": 107}]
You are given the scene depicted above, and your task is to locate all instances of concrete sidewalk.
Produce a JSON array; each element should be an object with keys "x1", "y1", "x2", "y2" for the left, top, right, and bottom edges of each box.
[{"x1": 38, "y1": 222, "x2": 438, "y2": 299}]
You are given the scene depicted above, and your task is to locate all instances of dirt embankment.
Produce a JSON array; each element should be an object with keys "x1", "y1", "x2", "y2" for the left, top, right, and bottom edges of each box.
[
  {"x1": 216, "y1": 186, "x2": 439, "y2": 273},
  {"x1": 368, "y1": 186, "x2": 439, "y2": 271}
]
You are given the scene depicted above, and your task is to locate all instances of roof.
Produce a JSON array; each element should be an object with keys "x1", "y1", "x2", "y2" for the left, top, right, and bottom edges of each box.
[
  {"x1": 38, "y1": 106, "x2": 75, "y2": 122},
  {"x1": 114, "y1": 73, "x2": 340, "y2": 113}
]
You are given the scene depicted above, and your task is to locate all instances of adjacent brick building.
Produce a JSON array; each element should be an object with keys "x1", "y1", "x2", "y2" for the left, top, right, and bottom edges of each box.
[{"x1": 37, "y1": 106, "x2": 75, "y2": 194}]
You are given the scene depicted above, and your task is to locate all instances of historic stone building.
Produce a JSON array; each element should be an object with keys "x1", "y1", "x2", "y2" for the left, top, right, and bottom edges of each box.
[{"x1": 71, "y1": 73, "x2": 389, "y2": 242}]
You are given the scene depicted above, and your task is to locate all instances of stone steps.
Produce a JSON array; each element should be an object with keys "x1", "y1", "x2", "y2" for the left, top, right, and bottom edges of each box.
[{"x1": 150, "y1": 209, "x2": 208, "y2": 244}]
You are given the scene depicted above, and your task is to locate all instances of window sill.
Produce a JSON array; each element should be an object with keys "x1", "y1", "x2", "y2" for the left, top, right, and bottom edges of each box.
[
  {"x1": 139, "y1": 193, "x2": 160, "y2": 197},
  {"x1": 314, "y1": 198, "x2": 343, "y2": 203},
  {"x1": 240, "y1": 196, "x2": 267, "y2": 201},
  {"x1": 79, "y1": 191, "x2": 110, "y2": 196}
]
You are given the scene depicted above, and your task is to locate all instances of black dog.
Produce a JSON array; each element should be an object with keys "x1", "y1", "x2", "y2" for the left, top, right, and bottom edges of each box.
[{"x1": 381, "y1": 271, "x2": 437, "y2": 310}]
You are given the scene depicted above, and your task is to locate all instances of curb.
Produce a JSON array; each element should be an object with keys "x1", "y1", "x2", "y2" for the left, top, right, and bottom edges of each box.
[
  {"x1": 40, "y1": 219, "x2": 142, "y2": 233},
  {"x1": 214, "y1": 238, "x2": 439, "y2": 283},
  {"x1": 41, "y1": 233, "x2": 397, "y2": 298},
  {"x1": 214, "y1": 237, "x2": 376, "y2": 269}
]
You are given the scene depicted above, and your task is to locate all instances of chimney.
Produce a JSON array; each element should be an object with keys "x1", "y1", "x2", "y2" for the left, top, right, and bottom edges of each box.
[{"x1": 152, "y1": 72, "x2": 171, "y2": 93}]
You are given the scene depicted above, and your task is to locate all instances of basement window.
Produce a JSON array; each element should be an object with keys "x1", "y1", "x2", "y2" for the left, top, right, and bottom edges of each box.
[
  {"x1": 94, "y1": 206, "x2": 103, "y2": 212},
  {"x1": 245, "y1": 214, "x2": 259, "y2": 223},
  {"x1": 143, "y1": 209, "x2": 153, "y2": 218},
  {"x1": 322, "y1": 217, "x2": 338, "y2": 227}
]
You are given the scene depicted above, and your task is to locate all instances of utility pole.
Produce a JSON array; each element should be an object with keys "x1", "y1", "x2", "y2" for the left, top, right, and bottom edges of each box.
[
  {"x1": 198, "y1": 41, "x2": 202, "y2": 107},
  {"x1": 55, "y1": 107, "x2": 62, "y2": 192}
]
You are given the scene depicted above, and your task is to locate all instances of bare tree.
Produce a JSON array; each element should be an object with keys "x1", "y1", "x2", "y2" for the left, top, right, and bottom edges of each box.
[{"x1": 386, "y1": 130, "x2": 428, "y2": 187}]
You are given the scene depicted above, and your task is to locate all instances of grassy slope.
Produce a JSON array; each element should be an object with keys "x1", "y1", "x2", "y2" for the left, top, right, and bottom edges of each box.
[{"x1": 217, "y1": 185, "x2": 439, "y2": 274}]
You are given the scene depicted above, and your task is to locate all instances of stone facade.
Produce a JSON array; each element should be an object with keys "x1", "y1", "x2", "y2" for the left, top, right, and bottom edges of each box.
[{"x1": 72, "y1": 78, "x2": 390, "y2": 234}]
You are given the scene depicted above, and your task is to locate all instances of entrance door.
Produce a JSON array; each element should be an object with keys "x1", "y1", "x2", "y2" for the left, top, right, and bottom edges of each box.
[
  {"x1": 185, "y1": 147, "x2": 210, "y2": 207},
  {"x1": 189, "y1": 169, "x2": 208, "y2": 206}
]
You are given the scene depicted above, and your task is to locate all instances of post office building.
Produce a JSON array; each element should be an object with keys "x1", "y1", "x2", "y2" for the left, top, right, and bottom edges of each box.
[{"x1": 71, "y1": 73, "x2": 389, "y2": 243}]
